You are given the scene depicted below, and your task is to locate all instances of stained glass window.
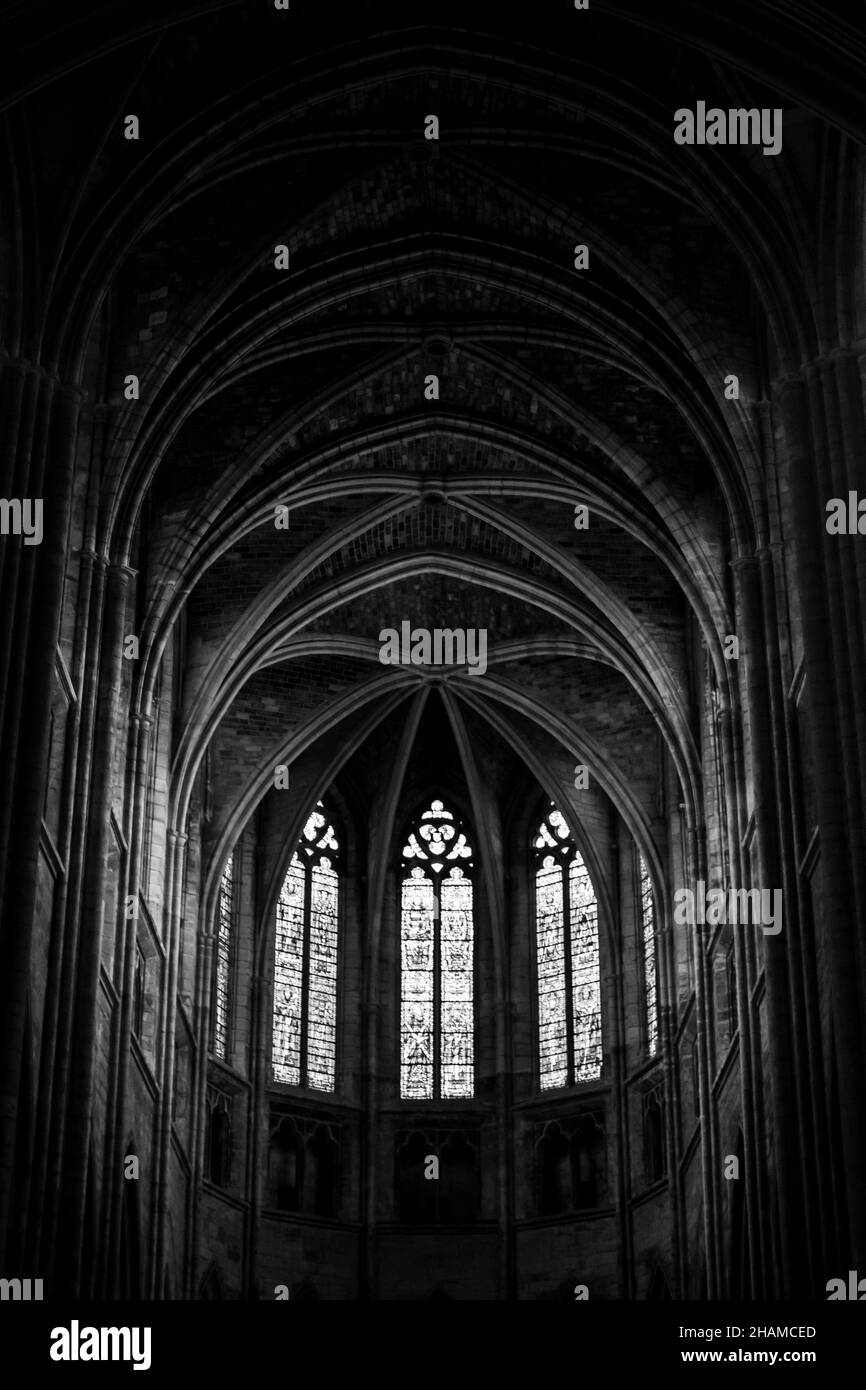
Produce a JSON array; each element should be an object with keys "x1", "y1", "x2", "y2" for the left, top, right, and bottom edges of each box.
[
  {"x1": 533, "y1": 805, "x2": 601, "y2": 1088},
  {"x1": 213, "y1": 853, "x2": 234, "y2": 1059},
  {"x1": 273, "y1": 804, "x2": 339, "y2": 1091},
  {"x1": 640, "y1": 854, "x2": 658, "y2": 1056},
  {"x1": 400, "y1": 798, "x2": 474, "y2": 1099}
]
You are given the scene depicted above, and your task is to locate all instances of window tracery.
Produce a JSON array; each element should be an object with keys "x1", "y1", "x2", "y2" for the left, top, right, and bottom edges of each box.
[
  {"x1": 533, "y1": 805, "x2": 602, "y2": 1088},
  {"x1": 273, "y1": 804, "x2": 340, "y2": 1091},
  {"x1": 400, "y1": 798, "x2": 474, "y2": 1100}
]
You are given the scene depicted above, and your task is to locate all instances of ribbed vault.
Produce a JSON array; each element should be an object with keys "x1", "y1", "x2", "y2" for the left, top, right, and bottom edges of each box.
[
  {"x1": 0, "y1": 6, "x2": 843, "y2": 897},
  {"x1": 1, "y1": 0, "x2": 866, "y2": 1301}
]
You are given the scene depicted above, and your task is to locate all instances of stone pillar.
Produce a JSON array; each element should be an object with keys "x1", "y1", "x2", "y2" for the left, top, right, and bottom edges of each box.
[
  {"x1": 0, "y1": 377, "x2": 81, "y2": 1267},
  {"x1": 35, "y1": 551, "x2": 109, "y2": 1280},
  {"x1": 684, "y1": 818, "x2": 720, "y2": 1298},
  {"x1": 187, "y1": 905, "x2": 217, "y2": 1297},
  {"x1": 151, "y1": 827, "x2": 188, "y2": 1295},
  {"x1": 731, "y1": 550, "x2": 810, "y2": 1294},
  {"x1": 55, "y1": 561, "x2": 133, "y2": 1294},
  {"x1": 609, "y1": 823, "x2": 633, "y2": 1299},
  {"x1": 715, "y1": 690, "x2": 769, "y2": 1298},
  {"x1": 776, "y1": 370, "x2": 866, "y2": 1270},
  {"x1": 101, "y1": 709, "x2": 152, "y2": 1295}
]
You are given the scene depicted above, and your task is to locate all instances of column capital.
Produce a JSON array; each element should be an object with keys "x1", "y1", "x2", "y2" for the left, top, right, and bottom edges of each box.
[
  {"x1": 729, "y1": 552, "x2": 758, "y2": 576},
  {"x1": 78, "y1": 547, "x2": 109, "y2": 572},
  {"x1": 0, "y1": 353, "x2": 58, "y2": 384},
  {"x1": 109, "y1": 561, "x2": 138, "y2": 581},
  {"x1": 56, "y1": 381, "x2": 89, "y2": 405}
]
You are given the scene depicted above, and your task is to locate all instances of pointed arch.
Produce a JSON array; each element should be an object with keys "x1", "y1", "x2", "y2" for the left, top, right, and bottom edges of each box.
[
  {"x1": 272, "y1": 802, "x2": 340, "y2": 1092},
  {"x1": 533, "y1": 802, "x2": 602, "y2": 1089},
  {"x1": 199, "y1": 1263, "x2": 224, "y2": 1301},
  {"x1": 639, "y1": 853, "x2": 658, "y2": 1057},
  {"x1": 212, "y1": 849, "x2": 235, "y2": 1061},
  {"x1": 268, "y1": 1117, "x2": 305, "y2": 1212},
  {"x1": 399, "y1": 796, "x2": 475, "y2": 1100},
  {"x1": 647, "y1": 1265, "x2": 672, "y2": 1300}
]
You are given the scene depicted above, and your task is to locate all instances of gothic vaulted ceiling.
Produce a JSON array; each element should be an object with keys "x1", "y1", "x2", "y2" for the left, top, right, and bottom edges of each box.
[{"x1": 2, "y1": 0, "x2": 860, "y2": 897}]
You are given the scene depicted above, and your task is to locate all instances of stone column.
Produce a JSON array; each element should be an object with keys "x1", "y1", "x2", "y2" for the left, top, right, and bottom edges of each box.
[
  {"x1": 776, "y1": 370, "x2": 866, "y2": 1270},
  {"x1": 101, "y1": 708, "x2": 152, "y2": 1295},
  {"x1": 55, "y1": 561, "x2": 133, "y2": 1294},
  {"x1": 686, "y1": 816, "x2": 722, "y2": 1298},
  {"x1": 731, "y1": 550, "x2": 810, "y2": 1294},
  {"x1": 715, "y1": 687, "x2": 770, "y2": 1298},
  {"x1": 0, "y1": 378, "x2": 81, "y2": 1268},
  {"x1": 151, "y1": 827, "x2": 188, "y2": 1295}
]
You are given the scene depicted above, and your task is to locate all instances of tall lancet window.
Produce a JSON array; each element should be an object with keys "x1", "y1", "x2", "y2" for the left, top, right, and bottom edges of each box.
[
  {"x1": 534, "y1": 805, "x2": 602, "y2": 1089},
  {"x1": 213, "y1": 852, "x2": 234, "y2": 1060},
  {"x1": 273, "y1": 804, "x2": 340, "y2": 1091},
  {"x1": 640, "y1": 855, "x2": 658, "y2": 1056},
  {"x1": 400, "y1": 798, "x2": 475, "y2": 1100}
]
